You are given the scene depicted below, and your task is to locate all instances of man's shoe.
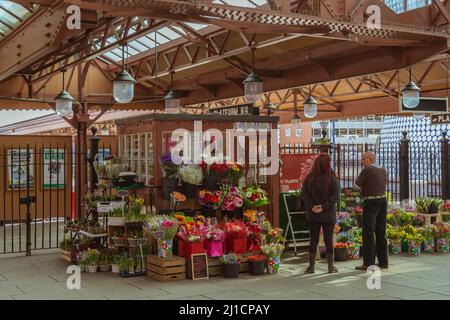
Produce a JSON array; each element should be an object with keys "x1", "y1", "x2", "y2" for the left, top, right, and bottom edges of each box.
[
  {"x1": 376, "y1": 263, "x2": 389, "y2": 269},
  {"x1": 354, "y1": 265, "x2": 368, "y2": 271}
]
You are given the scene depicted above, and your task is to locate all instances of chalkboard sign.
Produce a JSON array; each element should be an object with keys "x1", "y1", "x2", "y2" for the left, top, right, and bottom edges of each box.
[
  {"x1": 341, "y1": 188, "x2": 362, "y2": 212},
  {"x1": 190, "y1": 253, "x2": 209, "y2": 280}
]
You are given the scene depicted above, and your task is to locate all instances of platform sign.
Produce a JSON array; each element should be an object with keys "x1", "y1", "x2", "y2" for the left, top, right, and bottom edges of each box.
[
  {"x1": 431, "y1": 113, "x2": 450, "y2": 125},
  {"x1": 399, "y1": 97, "x2": 448, "y2": 113},
  {"x1": 208, "y1": 103, "x2": 260, "y2": 116}
]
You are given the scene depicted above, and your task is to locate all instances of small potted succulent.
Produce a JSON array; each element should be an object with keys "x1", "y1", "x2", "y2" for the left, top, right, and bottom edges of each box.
[
  {"x1": 248, "y1": 254, "x2": 266, "y2": 276},
  {"x1": 112, "y1": 229, "x2": 126, "y2": 247},
  {"x1": 86, "y1": 248, "x2": 100, "y2": 273},
  {"x1": 219, "y1": 254, "x2": 240, "y2": 278},
  {"x1": 98, "y1": 253, "x2": 110, "y2": 272},
  {"x1": 111, "y1": 254, "x2": 120, "y2": 274}
]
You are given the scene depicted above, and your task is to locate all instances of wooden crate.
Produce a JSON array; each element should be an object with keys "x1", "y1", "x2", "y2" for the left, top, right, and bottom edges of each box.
[
  {"x1": 147, "y1": 255, "x2": 186, "y2": 282},
  {"x1": 59, "y1": 249, "x2": 73, "y2": 263}
]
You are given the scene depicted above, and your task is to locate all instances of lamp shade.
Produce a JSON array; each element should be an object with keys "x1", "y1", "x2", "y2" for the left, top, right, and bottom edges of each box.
[
  {"x1": 402, "y1": 82, "x2": 420, "y2": 109},
  {"x1": 304, "y1": 96, "x2": 318, "y2": 119},
  {"x1": 113, "y1": 69, "x2": 135, "y2": 104},
  {"x1": 55, "y1": 90, "x2": 74, "y2": 117},
  {"x1": 164, "y1": 90, "x2": 181, "y2": 113},
  {"x1": 413, "y1": 113, "x2": 426, "y2": 120},
  {"x1": 243, "y1": 72, "x2": 263, "y2": 103}
]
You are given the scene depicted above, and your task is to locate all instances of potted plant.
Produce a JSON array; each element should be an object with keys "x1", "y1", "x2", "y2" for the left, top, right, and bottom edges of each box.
[
  {"x1": 86, "y1": 248, "x2": 99, "y2": 273},
  {"x1": 406, "y1": 233, "x2": 425, "y2": 256},
  {"x1": 219, "y1": 254, "x2": 240, "y2": 278},
  {"x1": 261, "y1": 243, "x2": 284, "y2": 274},
  {"x1": 109, "y1": 207, "x2": 125, "y2": 226},
  {"x1": 334, "y1": 242, "x2": 349, "y2": 261},
  {"x1": 119, "y1": 254, "x2": 129, "y2": 276},
  {"x1": 387, "y1": 226, "x2": 403, "y2": 255},
  {"x1": 112, "y1": 228, "x2": 126, "y2": 247},
  {"x1": 111, "y1": 254, "x2": 120, "y2": 274},
  {"x1": 422, "y1": 225, "x2": 436, "y2": 253},
  {"x1": 128, "y1": 229, "x2": 143, "y2": 248},
  {"x1": 128, "y1": 257, "x2": 135, "y2": 274},
  {"x1": 98, "y1": 253, "x2": 110, "y2": 272},
  {"x1": 179, "y1": 164, "x2": 203, "y2": 199},
  {"x1": 415, "y1": 197, "x2": 443, "y2": 214},
  {"x1": 77, "y1": 252, "x2": 87, "y2": 272},
  {"x1": 435, "y1": 222, "x2": 450, "y2": 253},
  {"x1": 160, "y1": 153, "x2": 179, "y2": 200},
  {"x1": 248, "y1": 254, "x2": 266, "y2": 276}
]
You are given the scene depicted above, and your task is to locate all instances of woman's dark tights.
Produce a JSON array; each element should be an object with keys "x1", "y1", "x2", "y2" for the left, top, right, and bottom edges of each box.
[{"x1": 309, "y1": 222, "x2": 334, "y2": 254}]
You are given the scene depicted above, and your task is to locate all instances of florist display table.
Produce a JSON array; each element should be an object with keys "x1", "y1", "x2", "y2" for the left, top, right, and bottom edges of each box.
[{"x1": 417, "y1": 213, "x2": 440, "y2": 225}]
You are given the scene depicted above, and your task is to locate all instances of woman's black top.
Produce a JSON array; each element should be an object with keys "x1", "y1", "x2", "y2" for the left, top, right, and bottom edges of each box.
[{"x1": 300, "y1": 174, "x2": 340, "y2": 225}]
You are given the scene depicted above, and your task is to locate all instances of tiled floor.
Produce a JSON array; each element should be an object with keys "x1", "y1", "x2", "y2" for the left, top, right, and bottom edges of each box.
[{"x1": 0, "y1": 251, "x2": 450, "y2": 300}]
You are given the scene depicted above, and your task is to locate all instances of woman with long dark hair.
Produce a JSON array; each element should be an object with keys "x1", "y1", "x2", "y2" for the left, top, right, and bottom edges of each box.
[{"x1": 301, "y1": 153, "x2": 340, "y2": 273}]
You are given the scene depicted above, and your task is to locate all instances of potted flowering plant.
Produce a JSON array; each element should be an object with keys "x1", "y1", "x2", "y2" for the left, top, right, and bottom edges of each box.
[
  {"x1": 387, "y1": 226, "x2": 404, "y2": 255},
  {"x1": 405, "y1": 232, "x2": 425, "y2": 256},
  {"x1": 334, "y1": 242, "x2": 349, "y2": 261},
  {"x1": 98, "y1": 253, "x2": 110, "y2": 272},
  {"x1": 247, "y1": 254, "x2": 266, "y2": 276},
  {"x1": 160, "y1": 153, "x2": 179, "y2": 200},
  {"x1": 219, "y1": 254, "x2": 240, "y2": 278},
  {"x1": 198, "y1": 190, "x2": 223, "y2": 217},
  {"x1": 179, "y1": 164, "x2": 203, "y2": 199},
  {"x1": 86, "y1": 248, "x2": 100, "y2": 273},
  {"x1": 420, "y1": 225, "x2": 435, "y2": 253},
  {"x1": 220, "y1": 185, "x2": 244, "y2": 218},
  {"x1": 261, "y1": 243, "x2": 284, "y2": 274},
  {"x1": 434, "y1": 222, "x2": 450, "y2": 253}
]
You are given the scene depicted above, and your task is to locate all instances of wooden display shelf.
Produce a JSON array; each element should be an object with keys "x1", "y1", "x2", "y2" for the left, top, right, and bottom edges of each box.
[
  {"x1": 59, "y1": 249, "x2": 73, "y2": 263},
  {"x1": 147, "y1": 255, "x2": 186, "y2": 282}
]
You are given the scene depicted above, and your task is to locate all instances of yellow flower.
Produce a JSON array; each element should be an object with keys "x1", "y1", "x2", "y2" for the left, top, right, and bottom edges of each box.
[{"x1": 231, "y1": 164, "x2": 239, "y2": 172}]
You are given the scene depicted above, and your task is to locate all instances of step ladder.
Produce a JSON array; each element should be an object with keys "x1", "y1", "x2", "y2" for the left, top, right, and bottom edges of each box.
[{"x1": 282, "y1": 194, "x2": 310, "y2": 255}]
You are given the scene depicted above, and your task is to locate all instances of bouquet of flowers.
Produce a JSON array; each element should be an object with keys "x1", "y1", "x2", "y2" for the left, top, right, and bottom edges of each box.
[
  {"x1": 347, "y1": 227, "x2": 362, "y2": 244},
  {"x1": 160, "y1": 153, "x2": 179, "y2": 178},
  {"x1": 353, "y1": 205, "x2": 363, "y2": 216},
  {"x1": 336, "y1": 232, "x2": 350, "y2": 243},
  {"x1": 204, "y1": 227, "x2": 225, "y2": 241},
  {"x1": 198, "y1": 190, "x2": 223, "y2": 209},
  {"x1": 338, "y1": 217, "x2": 357, "y2": 231},
  {"x1": 443, "y1": 203, "x2": 450, "y2": 212},
  {"x1": 261, "y1": 243, "x2": 284, "y2": 258},
  {"x1": 224, "y1": 220, "x2": 247, "y2": 239},
  {"x1": 242, "y1": 186, "x2": 270, "y2": 209},
  {"x1": 179, "y1": 165, "x2": 203, "y2": 186},
  {"x1": 220, "y1": 185, "x2": 243, "y2": 212},
  {"x1": 210, "y1": 163, "x2": 230, "y2": 178},
  {"x1": 335, "y1": 242, "x2": 349, "y2": 249},
  {"x1": 266, "y1": 227, "x2": 284, "y2": 244},
  {"x1": 246, "y1": 223, "x2": 263, "y2": 251},
  {"x1": 160, "y1": 219, "x2": 180, "y2": 240}
]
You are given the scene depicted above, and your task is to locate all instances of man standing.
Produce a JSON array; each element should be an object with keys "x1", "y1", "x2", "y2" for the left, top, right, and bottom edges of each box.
[{"x1": 354, "y1": 152, "x2": 388, "y2": 270}]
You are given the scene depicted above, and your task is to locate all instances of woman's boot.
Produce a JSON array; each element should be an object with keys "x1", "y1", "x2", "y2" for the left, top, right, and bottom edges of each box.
[
  {"x1": 327, "y1": 253, "x2": 338, "y2": 273},
  {"x1": 305, "y1": 251, "x2": 316, "y2": 273}
]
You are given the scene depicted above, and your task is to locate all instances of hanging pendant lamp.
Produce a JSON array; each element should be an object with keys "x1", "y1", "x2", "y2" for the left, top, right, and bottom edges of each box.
[
  {"x1": 113, "y1": 44, "x2": 136, "y2": 104},
  {"x1": 165, "y1": 71, "x2": 181, "y2": 113},
  {"x1": 304, "y1": 86, "x2": 318, "y2": 119},
  {"x1": 243, "y1": 43, "x2": 263, "y2": 103},
  {"x1": 402, "y1": 67, "x2": 420, "y2": 109},
  {"x1": 55, "y1": 70, "x2": 74, "y2": 117}
]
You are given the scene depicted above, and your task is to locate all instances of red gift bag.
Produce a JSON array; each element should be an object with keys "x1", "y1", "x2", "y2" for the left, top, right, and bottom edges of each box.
[
  {"x1": 177, "y1": 238, "x2": 185, "y2": 257},
  {"x1": 225, "y1": 238, "x2": 247, "y2": 254},
  {"x1": 185, "y1": 240, "x2": 204, "y2": 258}
]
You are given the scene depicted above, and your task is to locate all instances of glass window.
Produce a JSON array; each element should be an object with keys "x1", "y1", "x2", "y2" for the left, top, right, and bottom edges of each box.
[
  {"x1": 285, "y1": 127, "x2": 292, "y2": 137},
  {"x1": 295, "y1": 128, "x2": 302, "y2": 137}
]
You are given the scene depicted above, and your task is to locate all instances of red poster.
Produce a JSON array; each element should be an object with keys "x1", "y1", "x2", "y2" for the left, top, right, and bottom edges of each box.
[{"x1": 280, "y1": 154, "x2": 318, "y2": 191}]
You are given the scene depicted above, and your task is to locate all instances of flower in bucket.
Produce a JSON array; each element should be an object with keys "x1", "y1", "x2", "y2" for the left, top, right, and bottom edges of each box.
[
  {"x1": 219, "y1": 254, "x2": 240, "y2": 264},
  {"x1": 248, "y1": 254, "x2": 266, "y2": 262},
  {"x1": 170, "y1": 192, "x2": 186, "y2": 210},
  {"x1": 198, "y1": 190, "x2": 223, "y2": 209},
  {"x1": 224, "y1": 220, "x2": 247, "y2": 239},
  {"x1": 335, "y1": 242, "x2": 349, "y2": 249},
  {"x1": 179, "y1": 164, "x2": 203, "y2": 186},
  {"x1": 434, "y1": 222, "x2": 450, "y2": 239},
  {"x1": 160, "y1": 153, "x2": 179, "y2": 178},
  {"x1": 228, "y1": 164, "x2": 245, "y2": 183}
]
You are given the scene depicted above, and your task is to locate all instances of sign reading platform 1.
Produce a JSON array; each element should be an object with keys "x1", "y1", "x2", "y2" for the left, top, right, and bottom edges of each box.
[{"x1": 431, "y1": 113, "x2": 450, "y2": 125}]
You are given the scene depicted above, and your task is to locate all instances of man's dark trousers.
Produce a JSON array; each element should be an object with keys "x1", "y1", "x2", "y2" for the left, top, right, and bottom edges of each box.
[{"x1": 362, "y1": 198, "x2": 388, "y2": 267}]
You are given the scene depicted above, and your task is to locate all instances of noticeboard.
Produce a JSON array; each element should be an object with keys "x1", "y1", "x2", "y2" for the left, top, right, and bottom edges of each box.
[{"x1": 191, "y1": 253, "x2": 209, "y2": 280}]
